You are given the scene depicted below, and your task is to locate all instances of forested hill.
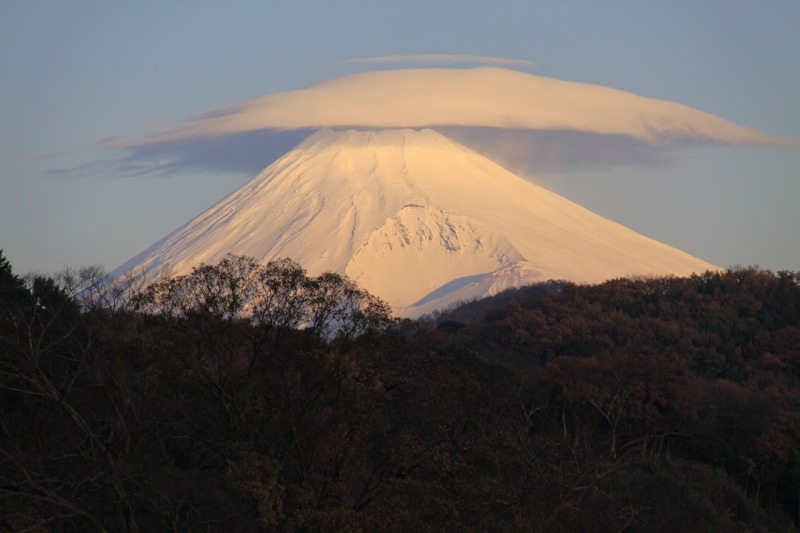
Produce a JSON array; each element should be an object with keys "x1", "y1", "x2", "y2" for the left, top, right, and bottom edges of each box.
[{"x1": 2, "y1": 251, "x2": 800, "y2": 531}]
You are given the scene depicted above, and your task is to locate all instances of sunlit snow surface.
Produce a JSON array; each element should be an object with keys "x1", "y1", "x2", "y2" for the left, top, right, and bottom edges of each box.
[{"x1": 114, "y1": 129, "x2": 718, "y2": 317}]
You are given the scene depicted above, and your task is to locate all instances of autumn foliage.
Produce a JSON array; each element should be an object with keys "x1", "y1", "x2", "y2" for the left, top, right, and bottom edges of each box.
[{"x1": 2, "y1": 252, "x2": 800, "y2": 531}]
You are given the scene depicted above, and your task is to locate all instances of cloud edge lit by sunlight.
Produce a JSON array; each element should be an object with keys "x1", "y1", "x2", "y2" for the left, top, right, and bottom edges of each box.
[
  {"x1": 102, "y1": 68, "x2": 796, "y2": 151},
  {"x1": 336, "y1": 55, "x2": 537, "y2": 67}
]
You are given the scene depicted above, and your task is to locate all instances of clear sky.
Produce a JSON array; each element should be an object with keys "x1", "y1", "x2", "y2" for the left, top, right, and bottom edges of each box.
[{"x1": 2, "y1": 1, "x2": 799, "y2": 275}]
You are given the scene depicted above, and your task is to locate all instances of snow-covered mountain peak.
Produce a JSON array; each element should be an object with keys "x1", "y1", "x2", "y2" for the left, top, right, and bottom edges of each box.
[
  {"x1": 282, "y1": 128, "x2": 481, "y2": 173},
  {"x1": 346, "y1": 204, "x2": 526, "y2": 309},
  {"x1": 114, "y1": 128, "x2": 719, "y2": 317}
]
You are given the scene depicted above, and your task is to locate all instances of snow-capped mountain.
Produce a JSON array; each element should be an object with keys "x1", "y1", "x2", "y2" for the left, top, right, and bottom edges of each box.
[{"x1": 114, "y1": 128, "x2": 718, "y2": 317}]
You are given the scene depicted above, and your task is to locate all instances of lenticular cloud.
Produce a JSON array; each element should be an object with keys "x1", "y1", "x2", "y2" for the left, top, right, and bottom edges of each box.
[{"x1": 108, "y1": 67, "x2": 793, "y2": 149}]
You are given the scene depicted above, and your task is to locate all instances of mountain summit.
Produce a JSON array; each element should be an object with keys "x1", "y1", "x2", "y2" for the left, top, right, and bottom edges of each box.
[{"x1": 115, "y1": 128, "x2": 717, "y2": 317}]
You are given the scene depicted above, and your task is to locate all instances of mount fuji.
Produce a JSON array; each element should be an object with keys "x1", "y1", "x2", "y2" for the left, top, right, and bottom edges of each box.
[{"x1": 114, "y1": 128, "x2": 718, "y2": 317}]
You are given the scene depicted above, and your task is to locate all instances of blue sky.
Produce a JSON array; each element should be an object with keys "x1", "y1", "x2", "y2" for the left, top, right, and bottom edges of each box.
[{"x1": 2, "y1": 2, "x2": 799, "y2": 274}]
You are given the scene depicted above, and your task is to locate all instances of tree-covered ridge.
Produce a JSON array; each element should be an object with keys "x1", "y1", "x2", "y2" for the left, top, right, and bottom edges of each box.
[{"x1": 2, "y1": 252, "x2": 800, "y2": 531}]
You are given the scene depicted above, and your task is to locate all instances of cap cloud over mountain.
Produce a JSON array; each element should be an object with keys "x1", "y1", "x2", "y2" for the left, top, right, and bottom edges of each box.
[
  {"x1": 114, "y1": 128, "x2": 719, "y2": 317},
  {"x1": 97, "y1": 68, "x2": 796, "y2": 183},
  {"x1": 110, "y1": 68, "x2": 792, "y2": 147}
]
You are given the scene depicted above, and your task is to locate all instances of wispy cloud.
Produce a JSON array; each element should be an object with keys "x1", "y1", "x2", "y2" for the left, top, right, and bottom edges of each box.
[
  {"x1": 337, "y1": 55, "x2": 536, "y2": 67},
  {"x1": 438, "y1": 127, "x2": 685, "y2": 176},
  {"x1": 59, "y1": 130, "x2": 317, "y2": 180},
  {"x1": 17, "y1": 151, "x2": 64, "y2": 161}
]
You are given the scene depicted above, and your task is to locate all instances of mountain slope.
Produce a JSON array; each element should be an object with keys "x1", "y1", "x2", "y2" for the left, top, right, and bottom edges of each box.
[{"x1": 114, "y1": 128, "x2": 718, "y2": 317}]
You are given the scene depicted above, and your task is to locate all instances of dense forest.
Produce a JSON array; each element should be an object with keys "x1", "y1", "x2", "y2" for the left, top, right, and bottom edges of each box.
[{"x1": 2, "y1": 251, "x2": 800, "y2": 532}]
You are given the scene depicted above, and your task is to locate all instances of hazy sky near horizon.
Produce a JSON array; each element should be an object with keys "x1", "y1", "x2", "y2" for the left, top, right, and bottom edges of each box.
[{"x1": 2, "y1": 2, "x2": 799, "y2": 274}]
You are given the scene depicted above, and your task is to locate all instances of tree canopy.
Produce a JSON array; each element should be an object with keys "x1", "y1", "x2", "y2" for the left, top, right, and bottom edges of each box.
[{"x1": 2, "y1": 254, "x2": 800, "y2": 531}]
